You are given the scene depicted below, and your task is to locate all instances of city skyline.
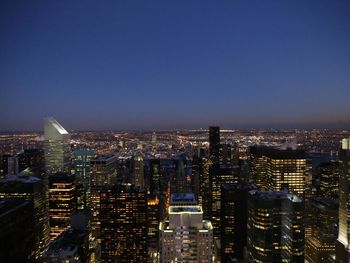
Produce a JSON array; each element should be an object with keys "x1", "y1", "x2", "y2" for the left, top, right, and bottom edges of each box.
[{"x1": 1, "y1": 1, "x2": 350, "y2": 131}]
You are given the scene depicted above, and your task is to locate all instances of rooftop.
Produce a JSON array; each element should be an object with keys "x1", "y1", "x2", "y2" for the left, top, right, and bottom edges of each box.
[
  {"x1": 169, "y1": 205, "x2": 202, "y2": 214},
  {"x1": 171, "y1": 193, "x2": 196, "y2": 203}
]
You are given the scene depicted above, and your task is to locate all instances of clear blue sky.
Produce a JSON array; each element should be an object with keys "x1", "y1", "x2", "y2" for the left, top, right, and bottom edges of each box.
[{"x1": 1, "y1": 0, "x2": 350, "y2": 131}]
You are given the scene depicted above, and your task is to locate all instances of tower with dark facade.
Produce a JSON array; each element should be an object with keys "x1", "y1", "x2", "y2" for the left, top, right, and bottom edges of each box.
[
  {"x1": 247, "y1": 190, "x2": 304, "y2": 262},
  {"x1": 221, "y1": 183, "x2": 257, "y2": 262},
  {"x1": 209, "y1": 126, "x2": 220, "y2": 161}
]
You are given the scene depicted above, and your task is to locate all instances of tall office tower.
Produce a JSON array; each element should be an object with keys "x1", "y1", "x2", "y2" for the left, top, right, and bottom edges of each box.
[
  {"x1": 249, "y1": 146, "x2": 270, "y2": 189},
  {"x1": 17, "y1": 148, "x2": 45, "y2": 175},
  {"x1": 305, "y1": 197, "x2": 338, "y2": 262},
  {"x1": 209, "y1": 164, "x2": 238, "y2": 240},
  {"x1": 7, "y1": 156, "x2": 19, "y2": 175},
  {"x1": 249, "y1": 146, "x2": 310, "y2": 197},
  {"x1": 131, "y1": 155, "x2": 144, "y2": 189},
  {"x1": 159, "y1": 205, "x2": 213, "y2": 263},
  {"x1": 150, "y1": 158, "x2": 161, "y2": 195},
  {"x1": 44, "y1": 117, "x2": 70, "y2": 174},
  {"x1": 90, "y1": 154, "x2": 117, "y2": 248},
  {"x1": 319, "y1": 161, "x2": 340, "y2": 200},
  {"x1": 0, "y1": 175, "x2": 50, "y2": 259},
  {"x1": 218, "y1": 143, "x2": 232, "y2": 165},
  {"x1": 172, "y1": 157, "x2": 191, "y2": 193},
  {"x1": 192, "y1": 149, "x2": 206, "y2": 197},
  {"x1": 0, "y1": 199, "x2": 35, "y2": 262},
  {"x1": 336, "y1": 138, "x2": 350, "y2": 262},
  {"x1": 73, "y1": 149, "x2": 94, "y2": 209},
  {"x1": 220, "y1": 183, "x2": 257, "y2": 262},
  {"x1": 147, "y1": 195, "x2": 160, "y2": 262},
  {"x1": 100, "y1": 184, "x2": 147, "y2": 262},
  {"x1": 209, "y1": 126, "x2": 220, "y2": 161},
  {"x1": 247, "y1": 190, "x2": 304, "y2": 262},
  {"x1": 49, "y1": 172, "x2": 76, "y2": 240},
  {"x1": 198, "y1": 157, "x2": 211, "y2": 218}
]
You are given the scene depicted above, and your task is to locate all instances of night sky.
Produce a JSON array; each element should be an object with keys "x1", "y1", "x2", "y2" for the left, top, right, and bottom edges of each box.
[{"x1": 1, "y1": 1, "x2": 350, "y2": 131}]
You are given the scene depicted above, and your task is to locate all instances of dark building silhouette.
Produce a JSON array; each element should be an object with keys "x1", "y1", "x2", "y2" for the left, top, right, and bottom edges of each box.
[
  {"x1": 0, "y1": 175, "x2": 50, "y2": 259},
  {"x1": 0, "y1": 199, "x2": 35, "y2": 262},
  {"x1": 209, "y1": 126, "x2": 220, "y2": 160},
  {"x1": 221, "y1": 183, "x2": 257, "y2": 262}
]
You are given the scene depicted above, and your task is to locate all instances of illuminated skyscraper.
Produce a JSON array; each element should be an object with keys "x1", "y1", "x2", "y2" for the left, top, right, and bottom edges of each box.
[
  {"x1": 319, "y1": 161, "x2": 340, "y2": 200},
  {"x1": 336, "y1": 138, "x2": 350, "y2": 262},
  {"x1": 49, "y1": 172, "x2": 76, "y2": 240},
  {"x1": 44, "y1": 117, "x2": 70, "y2": 174},
  {"x1": 147, "y1": 194, "x2": 160, "y2": 262},
  {"x1": 0, "y1": 175, "x2": 50, "y2": 259},
  {"x1": 209, "y1": 164, "x2": 238, "y2": 240},
  {"x1": 247, "y1": 190, "x2": 304, "y2": 262},
  {"x1": 159, "y1": 205, "x2": 213, "y2": 262},
  {"x1": 73, "y1": 149, "x2": 94, "y2": 209},
  {"x1": 131, "y1": 155, "x2": 144, "y2": 189},
  {"x1": 149, "y1": 158, "x2": 161, "y2": 195},
  {"x1": 249, "y1": 146, "x2": 310, "y2": 197},
  {"x1": 100, "y1": 184, "x2": 147, "y2": 262},
  {"x1": 90, "y1": 154, "x2": 117, "y2": 249}
]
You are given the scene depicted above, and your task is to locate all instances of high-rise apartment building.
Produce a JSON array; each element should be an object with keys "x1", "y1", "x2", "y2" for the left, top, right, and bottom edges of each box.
[
  {"x1": 159, "y1": 205, "x2": 213, "y2": 262},
  {"x1": 49, "y1": 172, "x2": 76, "y2": 240},
  {"x1": 247, "y1": 190, "x2": 304, "y2": 262},
  {"x1": 100, "y1": 183, "x2": 147, "y2": 262}
]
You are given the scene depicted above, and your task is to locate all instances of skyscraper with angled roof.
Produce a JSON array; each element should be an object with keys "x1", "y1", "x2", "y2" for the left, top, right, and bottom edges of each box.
[{"x1": 44, "y1": 117, "x2": 70, "y2": 174}]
